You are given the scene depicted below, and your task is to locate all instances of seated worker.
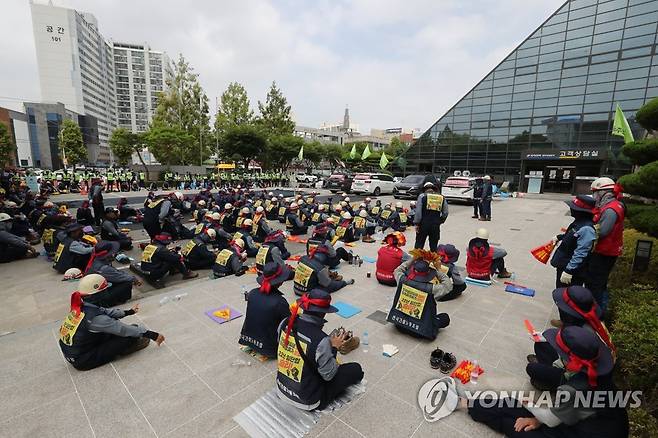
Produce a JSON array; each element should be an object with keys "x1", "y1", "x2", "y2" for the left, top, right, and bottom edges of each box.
[
  {"x1": 182, "y1": 228, "x2": 217, "y2": 270},
  {"x1": 334, "y1": 212, "x2": 357, "y2": 243},
  {"x1": 251, "y1": 206, "x2": 272, "y2": 243},
  {"x1": 469, "y1": 326, "x2": 627, "y2": 438},
  {"x1": 406, "y1": 201, "x2": 416, "y2": 226},
  {"x1": 256, "y1": 230, "x2": 292, "y2": 275},
  {"x1": 376, "y1": 232, "x2": 408, "y2": 286},
  {"x1": 437, "y1": 244, "x2": 466, "y2": 301},
  {"x1": 550, "y1": 195, "x2": 596, "y2": 288},
  {"x1": 58, "y1": 274, "x2": 165, "y2": 371},
  {"x1": 293, "y1": 244, "x2": 354, "y2": 296},
  {"x1": 84, "y1": 241, "x2": 140, "y2": 307},
  {"x1": 353, "y1": 209, "x2": 377, "y2": 243},
  {"x1": 53, "y1": 222, "x2": 94, "y2": 274},
  {"x1": 101, "y1": 207, "x2": 133, "y2": 250},
  {"x1": 239, "y1": 262, "x2": 292, "y2": 358},
  {"x1": 117, "y1": 197, "x2": 142, "y2": 221},
  {"x1": 277, "y1": 200, "x2": 289, "y2": 224},
  {"x1": 265, "y1": 197, "x2": 279, "y2": 220},
  {"x1": 329, "y1": 204, "x2": 342, "y2": 224},
  {"x1": 162, "y1": 210, "x2": 194, "y2": 240},
  {"x1": 235, "y1": 207, "x2": 251, "y2": 229},
  {"x1": 310, "y1": 204, "x2": 328, "y2": 226},
  {"x1": 212, "y1": 238, "x2": 248, "y2": 278},
  {"x1": 369, "y1": 199, "x2": 382, "y2": 218},
  {"x1": 465, "y1": 228, "x2": 512, "y2": 280},
  {"x1": 220, "y1": 203, "x2": 237, "y2": 233},
  {"x1": 526, "y1": 286, "x2": 616, "y2": 392},
  {"x1": 276, "y1": 289, "x2": 364, "y2": 411},
  {"x1": 286, "y1": 203, "x2": 308, "y2": 235},
  {"x1": 76, "y1": 200, "x2": 94, "y2": 226},
  {"x1": 390, "y1": 202, "x2": 407, "y2": 232},
  {"x1": 141, "y1": 233, "x2": 198, "y2": 285},
  {"x1": 306, "y1": 227, "x2": 352, "y2": 269},
  {"x1": 0, "y1": 213, "x2": 38, "y2": 263},
  {"x1": 142, "y1": 191, "x2": 182, "y2": 238},
  {"x1": 388, "y1": 258, "x2": 452, "y2": 340},
  {"x1": 233, "y1": 219, "x2": 259, "y2": 257},
  {"x1": 192, "y1": 200, "x2": 207, "y2": 224}
]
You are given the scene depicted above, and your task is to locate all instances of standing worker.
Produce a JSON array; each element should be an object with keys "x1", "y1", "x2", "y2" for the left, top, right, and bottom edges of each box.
[
  {"x1": 472, "y1": 177, "x2": 483, "y2": 219},
  {"x1": 586, "y1": 177, "x2": 625, "y2": 313},
  {"x1": 413, "y1": 182, "x2": 448, "y2": 252},
  {"x1": 479, "y1": 175, "x2": 493, "y2": 221}
]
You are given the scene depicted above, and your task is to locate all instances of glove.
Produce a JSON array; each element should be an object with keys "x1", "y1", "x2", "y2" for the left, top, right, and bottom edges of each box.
[{"x1": 560, "y1": 271, "x2": 573, "y2": 285}]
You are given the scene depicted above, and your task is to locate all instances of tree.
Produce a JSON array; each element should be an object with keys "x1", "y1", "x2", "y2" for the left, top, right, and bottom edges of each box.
[
  {"x1": 0, "y1": 123, "x2": 14, "y2": 167},
  {"x1": 257, "y1": 81, "x2": 295, "y2": 137},
  {"x1": 152, "y1": 54, "x2": 212, "y2": 164},
  {"x1": 321, "y1": 143, "x2": 343, "y2": 166},
  {"x1": 109, "y1": 128, "x2": 152, "y2": 180},
  {"x1": 221, "y1": 124, "x2": 268, "y2": 168},
  {"x1": 385, "y1": 136, "x2": 408, "y2": 158},
  {"x1": 215, "y1": 82, "x2": 253, "y2": 135},
  {"x1": 265, "y1": 134, "x2": 304, "y2": 170},
  {"x1": 58, "y1": 119, "x2": 87, "y2": 167},
  {"x1": 144, "y1": 124, "x2": 194, "y2": 166}
]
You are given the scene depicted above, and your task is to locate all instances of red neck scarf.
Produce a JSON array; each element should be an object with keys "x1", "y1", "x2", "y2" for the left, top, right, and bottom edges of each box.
[
  {"x1": 283, "y1": 294, "x2": 331, "y2": 346},
  {"x1": 265, "y1": 230, "x2": 284, "y2": 243},
  {"x1": 309, "y1": 245, "x2": 328, "y2": 259},
  {"x1": 84, "y1": 249, "x2": 109, "y2": 275},
  {"x1": 260, "y1": 265, "x2": 282, "y2": 294},
  {"x1": 70, "y1": 291, "x2": 84, "y2": 316},
  {"x1": 556, "y1": 330, "x2": 600, "y2": 387},
  {"x1": 563, "y1": 288, "x2": 616, "y2": 354}
]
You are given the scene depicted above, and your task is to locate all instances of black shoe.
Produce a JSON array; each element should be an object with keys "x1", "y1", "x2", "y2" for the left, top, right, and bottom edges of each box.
[
  {"x1": 440, "y1": 352, "x2": 457, "y2": 374},
  {"x1": 430, "y1": 348, "x2": 444, "y2": 369},
  {"x1": 527, "y1": 354, "x2": 538, "y2": 364}
]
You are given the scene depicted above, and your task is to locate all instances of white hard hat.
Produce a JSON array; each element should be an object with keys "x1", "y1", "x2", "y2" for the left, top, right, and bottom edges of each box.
[
  {"x1": 298, "y1": 199, "x2": 305, "y2": 205},
  {"x1": 0, "y1": 213, "x2": 11, "y2": 222},
  {"x1": 278, "y1": 193, "x2": 284, "y2": 198},
  {"x1": 256, "y1": 206, "x2": 264, "y2": 213},
  {"x1": 204, "y1": 211, "x2": 213, "y2": 218},
  {"x1": 44, "y1": 201, "x2": 54, "y2": 208},
  {"x1": 359, "y1": 203, "x2": 366, "y2": 208},
  {"x1": 340, "y1": 201, "x2": 347, "y2": 207},
  {"x1": 224, "y1": 203, "x2": 233, "y2": 210},
  {"x1": 243, "y1": 218, "x2": 253, "y2": 226},
  {"x1": 591, "y1": 177, "x2": 616, "y2": 191},
  {"x1": 290, "y1": 202, "x2": 299, "y2": 209},
  {"x1": 410, "y1": 201, "x2": 416, "y2": 206},
  {"x1": 335, "y1": 204, "x2": 342, "y2": 211},
  {"x1": 198, "y1": 200, "x2": 206, "y2": 206},
  {"x1": 326, "y1": 217, "x2": 336, "y2": 224},
  {"x1": 483, "y1": 175, "x2": 491, "y2": 180},
  {"x1": 234, "y1": 238, "x2": 245, "y2": 248},
  {"x1": 78, "y1": 274, "x2": 109, "y2": 294},
  {"x1": 206, "y1": 228, "x2": 217, "y2": 239},
  {"x1": 359, "y1": 210, "x2": 367, "y2": 218},
  {"x1": 5, "y1": 201, "x2": 17, "y2": 208},
  {"x1": 318, "y1": 204, "x2": 325, "y2": 211},
  {"x1": 423, "y1": 182, "x2": 436, "y2": 189},
  {"x1": 211, "y1": 212, "x2": 221, "y2": 221},
  {"x1": 63, "y1": 268, "x2": 83, "y2": 281},
  {"x1": 271, "y1": 197, "x2": 277, "y2": 202},
  {"x1": 365, "y1": 197, "x2": 371, "y2": 202},
  {"x1": 475, "y1": 228, "x2": 489, "y2": 240},
  {"x1": 174, "y1": 191, "x2": 183, "y2": 201},
  {"x1": 241, "y1": 207, "x2": 250, "y2": 215},
  {"x1": 342, "y1": 212, "x2": 352, "y2": 219},
  {"x1": 268, "y1": 192, "x2": 274, "y2": 196},
  {"x1": 344, "y1": 197, "x2": 350, "y2": 202},
  {"x1": 395, "y1": 201, "x2": 403, "y2": 208}
]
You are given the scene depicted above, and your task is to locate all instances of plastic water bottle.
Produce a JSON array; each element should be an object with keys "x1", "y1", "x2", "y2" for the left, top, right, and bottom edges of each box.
[
  {"x1": 470, "y1": 360, "x2": 480, "y2": 384},
  {"x1": 241, "y1": 285, "x2": 249, "y2": 301},
  {"x1": 232, "y1": 359, "x2": 252, "y2": 367},
  {"x1": 159, "y1": 296, "x2": 170, "y2": 306},
  {"x1": 173, "y1": 293, "x2": 188, "y2": 301},
  {"x1": 362, "y1": 331, "x2": 369, "y2": 353}
]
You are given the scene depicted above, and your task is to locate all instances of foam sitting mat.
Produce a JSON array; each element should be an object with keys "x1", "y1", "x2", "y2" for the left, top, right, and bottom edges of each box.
[
  {"x1": 234, "y1": 381, "x2": 367, "y2": 438},
  {"x1": 464, "y1": 277, "x2": 492, "y2": 287},
  {"x1": 240, "y1": 346, "x2": 271, "y2": 363}
]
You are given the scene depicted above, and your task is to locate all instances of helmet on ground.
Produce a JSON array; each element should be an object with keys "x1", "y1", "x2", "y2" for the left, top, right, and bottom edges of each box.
[
  {"x1": 591, "y1": 177, "x2": 615, "y2": 191},
  {"x1": 475, "y1": 228, "x2": 489, "y2": 240},
  {"x1": 63, "y1": 268, "x2": 83, "y2": 281},
  {"x1": 78, "y1": 274, "x2": 109, "y2": 294},
  {"x1": 0, "y1": 213, "x2": 11, "y2": 222}
]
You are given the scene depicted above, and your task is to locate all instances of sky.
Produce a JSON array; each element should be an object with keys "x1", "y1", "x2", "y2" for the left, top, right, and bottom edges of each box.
[{"x1": 1, "y1": 0, "x2": 565, "y2": 133}]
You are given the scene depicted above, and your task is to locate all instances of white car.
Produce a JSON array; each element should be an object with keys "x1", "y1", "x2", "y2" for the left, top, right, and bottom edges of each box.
[
  {"x1": 295, "y1": 173, "x2": 318, "y2": 184},
  {"x1": 441, "y1": 176, "x2": 475, "y2": 203},
  {"x1": 350, "y1": 173, "x2": 396, "y2": 196}
]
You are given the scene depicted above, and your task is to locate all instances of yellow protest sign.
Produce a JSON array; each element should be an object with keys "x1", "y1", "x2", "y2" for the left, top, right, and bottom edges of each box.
[
  {"x1": 256, "y1": 246, "x2": 269, "y2": 266},
  {"x1": 54, "y1": 243, "x2": 65, "y2": 262},
  {"x1": 426, "y1": 194, "x2": 443, "y2": 211},
  {"x1": 277, "y1": 332, "x2": 306, "y2": 383},
  {"x1": 215, "y1": 249, "x2": 233, "y2": 266},
  {"x1": 59, "y1": 311, "x2": 85, "y2": 346},
  {"x1": 396, "y1": 284, "x2": 428, "y2": 319},
  {"x1": 181, "y1": 240, "x2": 196, "y2": 256},
  {"x1": 294, "y1": 262, "x2": 314, "y2": 287},
  {"x1": 141, "y1": 244, "x2": 157, "y2": 263}
]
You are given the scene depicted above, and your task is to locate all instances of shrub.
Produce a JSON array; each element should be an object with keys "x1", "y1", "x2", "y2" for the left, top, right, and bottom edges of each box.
[
  {"x1": 622, "y1": 139, "x2": 658, "y2": 166},
  {"x1": 608, "y1": 229, "x2": 658, "y2": 291},
  {"x1": 629, "y1": 407, "x2": 658, "y2": 438},
  {"x1": 619, "y1": 161, "x2": 658, "y2": 199},
  {"x1": 636, "y1": 96, "x2": 658, "y2": 131},
  {"x1": 626, "y1": 204, "x2": 658, "y2": 238}
]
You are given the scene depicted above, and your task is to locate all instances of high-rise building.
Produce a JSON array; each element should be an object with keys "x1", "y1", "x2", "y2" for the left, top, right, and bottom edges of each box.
[
  {"x1": 112, "y1": 42, "x2": 168, "y2": 133},
  {"x1": 405, "y1": 0, "x2": 657, "y2": 194},
  {"x1": 30, "y1": 1, "x2": 116, "y2": 164}
]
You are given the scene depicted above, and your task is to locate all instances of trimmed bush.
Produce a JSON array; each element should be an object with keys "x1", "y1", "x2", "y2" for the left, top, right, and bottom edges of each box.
[
  {"x1": 636, "y1": 96, "x2": 658, "y2": 131},
  {"x1": 626, "y1": 204, "x2": 658, "y2": 238},
  {"x1": 608, "y1": 229, "x2": 658, "y2": 291},
  {"x1": 629, "y1": 407, "x2": 658, "y2": 438},
  {"x1": 619, "y1": 161, "x2": 658, "y2": 199},
  {"x1": 622, "y1": 139, "x2": 658, "y2": 166},
  {"x1": 610, "y1": 284, "x2": 658, "y2": 416}
]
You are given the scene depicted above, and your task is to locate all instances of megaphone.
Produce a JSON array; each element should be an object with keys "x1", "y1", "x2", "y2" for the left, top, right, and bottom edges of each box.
[
  {"x1": 453, "y1": 170, "x2": 462, "y2": 177},
  {"x1": 463, "y1": 170, "x2": 471, "y2": 177}
]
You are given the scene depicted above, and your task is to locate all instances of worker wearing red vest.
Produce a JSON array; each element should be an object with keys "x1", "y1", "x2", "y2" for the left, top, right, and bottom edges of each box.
[
  {"x1": 585, "y1": 177, "x2": 625, "y2": 313},
  {"x1": 466, "y1": 228, "x2": 512, "y2": 280},
  {"x1": 376, "y1": 232, "x2": 408, "y2": 286}
]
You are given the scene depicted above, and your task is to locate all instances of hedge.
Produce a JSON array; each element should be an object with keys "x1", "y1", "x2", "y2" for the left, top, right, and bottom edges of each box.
[
  {"x1": 625, "y1": 203, "x2": 658, "y2": 238},
  {"x1": 618, "y1": 161, "x2": 658, "y2": 199},
  {"x1": 628, "y1": 407, "x2": 658, "y2": 438},
  {"x1": 608, "y1": 229, "x2": 658, "y2": 291},
  {"x1": 621, "y1": 139, "x2": 658, "y2": 166},
  {"x1": 636, "y1": 96, "x2": 658, "y2": 131}
]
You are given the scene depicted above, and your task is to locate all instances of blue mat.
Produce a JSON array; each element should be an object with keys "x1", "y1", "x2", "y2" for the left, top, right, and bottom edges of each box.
[
  {"x1": 505, "y1": 284, "x2": 535, "y2": 297},
  {"x1": 361, "y1": 256, "x2": 376, "y2": 263},
  {"x1": 333, "y1": 301, "x2": 362, "y2": 318}
]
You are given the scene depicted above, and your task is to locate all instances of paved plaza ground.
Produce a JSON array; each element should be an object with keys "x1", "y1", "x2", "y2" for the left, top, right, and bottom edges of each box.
[{"x1": 0, "y1": 192, "x2": 572, "y2": 437}]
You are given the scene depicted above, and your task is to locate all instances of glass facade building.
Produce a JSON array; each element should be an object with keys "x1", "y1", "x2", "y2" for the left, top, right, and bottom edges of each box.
[{"x1": 405, "y1": 0, "x2": 658, "y2": 193}]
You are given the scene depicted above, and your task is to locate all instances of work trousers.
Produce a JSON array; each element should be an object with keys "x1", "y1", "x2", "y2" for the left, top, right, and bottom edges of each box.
[
  {"x1": 84, "y1": 281, "x2": 133, "y2": 308},
  {"x1": 318, "y1": 363, "x2": 364, "y2": 409},
  {"x1": 585, "y1": 253, "x2": 617, "y2": 313},
  {"x1": 143, "y1": 220, "x2": 161, "y2": 239},
  {"x1": 480, "y1": 199, "x2": 492, "y2": 219},
  {"x1": 93, "y1": 203, "x2": 104, "y2": 226},
  {"x1": 68, "y1": 335, "x2": 141, "y2": 371},
  {"x1": 526, "y1": 341, "x2": 563, "y2": 391},
  {"x1": 327, "y1": 247, "x2": 351, "y2": 268},
  {"x1": 414, "y1": 222, "x2": 440, "y2": 252},
  {"x1": 0, "y1": 245, "x2": 28, "y2": 263},
  {"x1": 555, "y1": 268, "x2": 586, "y2": 289},
  {"x1": 147, "y1": 260, "x2": 189, "y2": 281},
  {"x1": 289, "y1": 225, "x2": 308, "y2": 236}
]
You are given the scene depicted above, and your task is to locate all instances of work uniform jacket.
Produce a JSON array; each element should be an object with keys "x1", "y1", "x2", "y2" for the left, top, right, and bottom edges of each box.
[
  {"x1": 551, "y1": 218, "x2": 596, "y2": 275},
  {"x1": 182, "y1": 236, "x2": 216, "y2": 268},
  {"x1": 212, "y1": 245, "x2": 244, "y2": 277},
  {"x1": 239, "y1": 287, "x2": 290, "y2": 358},
  {"x1": 292, "y1": 255, "x2": 324, "y2": 296},
  {"x1": 53, "y1": 235, "x2": 93, "y2": 273},
  {"x1": 140, "y1": 242, "x2": 181, "y2": 273}
]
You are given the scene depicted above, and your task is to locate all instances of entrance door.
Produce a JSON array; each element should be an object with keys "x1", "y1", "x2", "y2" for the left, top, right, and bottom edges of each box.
[{"x1": 544, "y1": 166, "x2": 575, "y2": 193}]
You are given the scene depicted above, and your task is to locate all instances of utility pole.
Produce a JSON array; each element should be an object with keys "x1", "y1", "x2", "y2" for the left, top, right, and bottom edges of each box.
[
  {"x1": 199, "y1": 93, "x2": 203, "y2": 166},
  {"x1": 215, "y1": 96, "x2": 219, "y2": 163}
]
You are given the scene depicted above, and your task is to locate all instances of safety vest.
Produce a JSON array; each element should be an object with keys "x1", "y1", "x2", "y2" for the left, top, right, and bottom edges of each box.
[
  {"x1": 376, "y1": 245, "x2": 403, "y2": 284},
  {"x1": 293, "y1": 256, "x2": 322, "y2": 296},
  {"x1": 593, "y1": 200, "x2": 625, "y2": 257},
  {"x1": 387, "y1": 275, "x2": 437, "y2": 339},
  {"x1": 466, "y1": 240, "x2": 494, "y2": 280},
  {"x1": 59, "y1": 304, "x2": 104, "y2": 358}
]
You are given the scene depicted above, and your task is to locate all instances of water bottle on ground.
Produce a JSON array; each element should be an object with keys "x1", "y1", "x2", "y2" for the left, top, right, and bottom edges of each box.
[
  {"x1": 242, "y1": 285, "x2": 249, "y2": 301},
  {"x1": 470, "y1": 359, "x2": 480, "y2": 384},
  {"x1": 232, "y1": 359, "x2": 252, "y2": 367},
  {"x1": 362, "y1": 331, "x2": 369, "y2": 353},
  {"x1": 173, "y1": 293, "x2": 188, "y2": 301},
  {"x1": 159, "y1": 296, "x2": 170, "y2": 306}
]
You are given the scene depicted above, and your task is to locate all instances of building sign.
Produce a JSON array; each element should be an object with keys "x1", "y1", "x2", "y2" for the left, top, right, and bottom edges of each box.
[
  {"x1": 523, "y1": 149, "x2": 606, "y2": 160},
  {"x1": 45, "y1": 24, "x2": 65, "y2": 43}
]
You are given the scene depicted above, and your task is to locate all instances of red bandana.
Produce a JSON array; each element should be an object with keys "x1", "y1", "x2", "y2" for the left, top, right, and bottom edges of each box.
[
  {"x1": 555, "y1": 329, "x2": 600, "y2": 387},
  {"x1": 283, "y1": 294, "x2": 331, "y2": 346},
  {"x1": 562, "y1": 288, "x2": 616, "y2": 354},
  {"x1": 260, "y1": 265, "x2": 282, "y2": 294},
  {"x1": 84, "y1": 249, "x2": 109, "y2": 275}
]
